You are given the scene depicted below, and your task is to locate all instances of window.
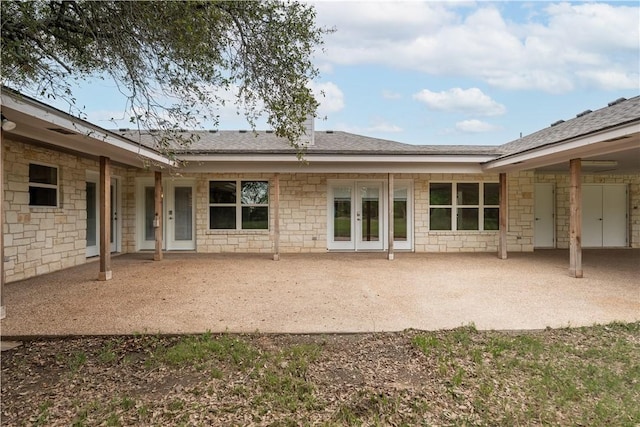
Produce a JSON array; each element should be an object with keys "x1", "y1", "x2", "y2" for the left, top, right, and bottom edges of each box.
[
  {"x1": 429, "y1": 182, "x2": 499, "y2": 231},
  {"x1": 29, "y1": 163, "x2": 58, "y2": 207},
  {"x1": 209, "y1": 180, "x2": 269, "y2": 230}
]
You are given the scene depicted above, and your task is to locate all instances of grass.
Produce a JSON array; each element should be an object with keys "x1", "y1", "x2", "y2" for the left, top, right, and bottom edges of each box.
[{"x1": 3, "y1": 323, "x2": 639, "y2": 426}]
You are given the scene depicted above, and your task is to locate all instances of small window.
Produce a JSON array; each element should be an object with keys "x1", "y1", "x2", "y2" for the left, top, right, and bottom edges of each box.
[
  {"x1": 429, "y1": 182, "x2": 499, "y2": 231},
  {"x1": 29, "y1": 163, "x2": 58, "y2": 207},
  {"x1": 209, "y1": 180, "x2": 269, "y2": 230}
]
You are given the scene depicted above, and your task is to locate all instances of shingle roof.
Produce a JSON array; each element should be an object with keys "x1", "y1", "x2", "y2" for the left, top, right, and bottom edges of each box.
[
  {"x1": 117, "y1": 129, "x2": 500, "y2": 156},
  {"x1": 498, "y1": 96, "x2": 640, "y2": 158}
]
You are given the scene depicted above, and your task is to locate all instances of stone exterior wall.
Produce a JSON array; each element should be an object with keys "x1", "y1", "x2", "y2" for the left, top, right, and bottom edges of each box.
[
  {"x1": 535, "y1": 173, "x2": 640, "y2": 248},
  {"x1": 3, "y1": 139, "x2": 130, "y2": 283}
]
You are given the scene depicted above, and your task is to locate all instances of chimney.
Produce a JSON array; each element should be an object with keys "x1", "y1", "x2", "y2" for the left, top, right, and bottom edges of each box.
[{"x1": 300, "y1": 114, "x2": 315, "y2": 146}]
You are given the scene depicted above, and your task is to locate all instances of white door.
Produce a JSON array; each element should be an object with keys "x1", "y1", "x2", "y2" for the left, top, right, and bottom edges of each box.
[
  {"x1": 166, "y1": 183, "x2": 195, "y2": 250},
  {"x1": 602, "y1": 185, "x2": 627, "y2": 247},
  {"x1": 356, "y1": 182, "x2": 384, "y2": 250},
  {"x1": 328, "y1": 180, "x2": 400, "y2": 251},
  {"x1": 582, "y1": 184, "x2": 627, "y2": 248},
  {"x1": 137, "y1": 179, "x2": 195, "y2": 251},
  {"x1": 534, "y1": 183, "x2": 555, "y2": 248},
  {"x1": 86, "y1": 175, "x2": 119, "y2": 257}
]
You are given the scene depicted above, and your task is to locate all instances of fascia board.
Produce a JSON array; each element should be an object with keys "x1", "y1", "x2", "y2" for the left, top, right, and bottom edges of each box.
[
  {"x1": 2, "y1": 93, "x2": 174, "y2": 167},
  {"x1": 178, "y1": 154, "x2": 496, "y2": 163},
  {"x1": 179, "y1": 160, "x2": 486, "y2": 174},
  {"x1": 483, "y1": 124, "x2": 640, "y2": 172}
]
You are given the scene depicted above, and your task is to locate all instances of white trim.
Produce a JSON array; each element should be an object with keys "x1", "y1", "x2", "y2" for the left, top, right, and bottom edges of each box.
[{"x1": 181, "y1": 154, "x2": 495, "y2": 163}]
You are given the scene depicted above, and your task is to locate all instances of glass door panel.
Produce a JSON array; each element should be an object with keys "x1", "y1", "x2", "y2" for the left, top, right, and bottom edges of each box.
[
  {"x1": 357, "y1": 183, "x2": 384, "y2": 250},
  {"x1": 173, "y1": 186, "x2": 193, "y2": 241},
  {"x1": 334, "y1": 186, "x2": 352, "y2": 242},
  {"x1": 86, "y1": 181, "x2": 98, "y2": 257}
]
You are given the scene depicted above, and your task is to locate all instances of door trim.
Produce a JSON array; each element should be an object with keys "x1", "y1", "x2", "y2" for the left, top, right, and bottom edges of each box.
[{"x1": 86, "y1": 172, "x2": 121, "y2": 257}]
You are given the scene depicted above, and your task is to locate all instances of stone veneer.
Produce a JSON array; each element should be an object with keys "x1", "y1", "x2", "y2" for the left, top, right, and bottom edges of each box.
[
  {"x1": 535, "y1": 173, "x2": 640, "y2": 248},
  {"x1": 3, "y1": 140, "x2": 130, "y2": 283}
]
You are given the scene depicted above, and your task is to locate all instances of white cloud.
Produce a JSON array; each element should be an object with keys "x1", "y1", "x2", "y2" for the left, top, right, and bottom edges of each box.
[
  {"x1": 367, "y1": 120, "x2": 403, "y2": 133},
  {"x1": 313, "y1": 2, "x2": 640, "y2": 93},
  {"x1": 310, "y1": 81, "x2": 345, "y2": 116},
  {"x1": 455, "y1": 119, "x2": 498, "y2": 133},
  {"x1": 413, "y1": 88, "x2": 506, "y2": 116}
]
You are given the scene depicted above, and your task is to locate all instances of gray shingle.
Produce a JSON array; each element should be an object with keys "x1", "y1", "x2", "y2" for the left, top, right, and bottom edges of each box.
[
  {"x1": 117, "y1": 129, "x2": 501, "y2": 156},
  {"x1": 498, "y1": 96, "x2": 640, "y2": 157}
]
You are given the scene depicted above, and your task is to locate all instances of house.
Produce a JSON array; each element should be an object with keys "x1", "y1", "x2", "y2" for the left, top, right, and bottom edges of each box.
[{"x1": 1, "y1": 88, "x2": 639, "y2": 317}]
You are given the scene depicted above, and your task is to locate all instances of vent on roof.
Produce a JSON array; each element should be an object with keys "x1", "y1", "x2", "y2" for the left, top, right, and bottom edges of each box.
[
  {"x1": 47, "y1": 127, "x2": 76, "y2": 135},
  {"x1": 576, "y1": 109, "x2": 592, "y2": 118},
  {"x1": 608, "y1": 97, "x2": 627, "y2": 106},
  {"x1": 239, "y1": 130, "x2": 248, "y2": 133},
  {"x1": 208, "y1": 129, "x2": 218, "y2": 133},
  {"x1": 266, "y1": 130, "x2": 274, "y2": 134},
  {"x1": 326, "y1": 130, "x2": 334, "y2": 134},
  {"x1": 118, "y1": 128, "x2": 130, "y2": 132},
  {"x1": 550, "y1": 120, "x2": 565, "y2": 127}
]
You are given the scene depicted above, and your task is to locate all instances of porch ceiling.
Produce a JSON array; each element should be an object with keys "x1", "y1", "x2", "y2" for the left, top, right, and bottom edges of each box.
[{"x1": 1, "y1": 91, "x2": 173, "y2": 169}]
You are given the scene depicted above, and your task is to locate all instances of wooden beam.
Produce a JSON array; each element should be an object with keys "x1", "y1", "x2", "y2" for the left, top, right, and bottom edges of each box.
[
  {"x1": 388, "y1": 173, "x2": 394, "y2": 260},
  {"x1": 273, "y1": 173, "x2": 280, "y2": 261},
  {"x1": 498, "y1": 172, "x2": 508, "y2": 259},
  {"x1": 154, "y1": 171, "x2": 163, "y2": 261},
  {"x1": 98, "y1": 156, "x2": 112, "y2": 280},
  {"x1": 0, "y1": 130, "x2": 5, "y2": 318},
  {"x1": 569, "y1": 158, "x2": 583, "y2": 278}
]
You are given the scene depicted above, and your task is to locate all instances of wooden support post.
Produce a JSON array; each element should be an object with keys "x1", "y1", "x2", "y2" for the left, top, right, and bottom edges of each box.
[
  {"x1": 98, "y1": 156, "x2": 112, "y2": 281},
  {"x1": 498, "y1": 172, "x2": 508, "y2": 259},
  {"x1": 388, "y1": 173, "x2": 394, "y2": 260},
  {"x1": 273, "y1": 173, "x2": 280, "y2": 261},
  {"x1": 569, "y1": 158, "x2": 583, "y2": 278},
  {"x1": 0, "y1": 130, "x2": 5, "y2": 318},
  {"x1": 154, "y1": 171, "x2": 163, "y2": 261}
]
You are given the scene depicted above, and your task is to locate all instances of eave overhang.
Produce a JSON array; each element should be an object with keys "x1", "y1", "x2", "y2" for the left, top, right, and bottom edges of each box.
[
  {"x1": 482, "y1": 121, "x2": 640, "y2": 173},
  {"x1": 1, "y1": 90, "x2": 174, "y2": 168}
]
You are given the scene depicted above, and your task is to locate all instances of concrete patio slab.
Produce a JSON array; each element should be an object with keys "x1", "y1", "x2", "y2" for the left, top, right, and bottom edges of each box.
[{"x1": 1, "y1": 250, "x2": 638, "y2": 336}]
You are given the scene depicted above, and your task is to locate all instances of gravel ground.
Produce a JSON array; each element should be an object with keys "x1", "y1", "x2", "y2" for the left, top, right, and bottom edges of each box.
[{"x1": 1, "y1": 249, "x2": 639, "y2": 336}]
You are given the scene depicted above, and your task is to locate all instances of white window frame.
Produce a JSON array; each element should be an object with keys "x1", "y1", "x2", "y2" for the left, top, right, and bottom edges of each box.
[
  {"x1": 28, "y1": 162, "x2": 59, "y2": 207},
  {"x1": 429, "y1": 181, "x2": 499, "y2": 231},
  {"x1": 209, "y1": 179, "x2": 269, "y2": 230}
]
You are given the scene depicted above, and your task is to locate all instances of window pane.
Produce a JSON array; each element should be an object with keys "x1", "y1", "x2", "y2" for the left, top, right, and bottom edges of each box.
[
  {"x1": 430, "y1": 207, "x2": 451, "y2": 230},
  {"x1": 333, "y1": 187, "x2": 351, "y2": 241},
  {"x1": 210, "y1": 206, "x2": 236, "y2": 229},
  {"x1": 393, "y1": 200, "x2": 407, "y2": 241},
  {"x1": 86, "y1": 182, "x2": 97, "y2": 246},
  {"x1": 484, "y1": 208, "x2": 500, "y2": 231},
  {"x1": 457, "y1": 208, "x2": 479, "y2": 230},
  {"x1": 29, "y1": 187, "x2": 57, "y2": 206},
  {"x1": 430, "y1": 183, "x2": 451, "y2": 205},
  {"x1": 209, "y1": 181, "x2": 236, "y2": 203},
  {"x1": 29, "y1": 164, "x2": 57, "y2": 185},
  {"x1": 242, "y1": 206, "x2": 268, "y2": 229},
  {"x1": 144, "y1": 186, "x2": 156, "y2": 241},
  {"x1": 174, "y1": 187, "x2": 193, "y2": 240},
  {"x1": 457, "y1": 183, "x2": 479, "y2": 205},
  {"x1": 484, "y1": 183, "x2": 500, "y2": 205},
  {"x1": 241, "y1": 181, "x2": 269, "y2": 205}
]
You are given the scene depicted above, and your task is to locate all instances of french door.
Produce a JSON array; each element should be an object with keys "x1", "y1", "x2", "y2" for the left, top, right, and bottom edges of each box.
[
  {"x1": 137, "y1": 179, "x2": 195, "y2": 250},
  {"x1": 582, "y1": 184, "x2": 627, "y2": 247},
  {"x1": 86, "y1": 175, "x2": 119, "y2": 257},
  {"x1": 327, "y1": 180, "x2": 412, "y2": 251}
]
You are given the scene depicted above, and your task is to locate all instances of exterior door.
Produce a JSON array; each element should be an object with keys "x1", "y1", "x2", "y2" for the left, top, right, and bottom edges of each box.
[
  {"x1": 583, "y1": 184, "x2": 627, "y2": 247},
  {"x1": 166, "y1": 183, "x2": 195, "y2": 250},
  {"x1": 356, "y1": 182, "x2": 384, "y2": 250},
  {"x1": 328, "y1": 181, "x2": 390, "y2": 251},
  {"x1": 534, "y1": 183, "x2": 555, "y2": 248},
  {"x1": 86, "y1": 175, "x2": 119, "y2": 257},
  {"x1": 137, "y1": 179, "x2": 195, "y2": 251}
]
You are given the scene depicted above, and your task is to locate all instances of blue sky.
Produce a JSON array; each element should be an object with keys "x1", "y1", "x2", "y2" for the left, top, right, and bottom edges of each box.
[{"x1": 47, "y1": 1, "x2": 639, "y2": 146}]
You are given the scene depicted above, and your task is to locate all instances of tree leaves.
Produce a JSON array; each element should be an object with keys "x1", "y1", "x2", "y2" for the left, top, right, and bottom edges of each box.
[{"x1": 1, "y1": 0, "x2": 328, "y2": 152}]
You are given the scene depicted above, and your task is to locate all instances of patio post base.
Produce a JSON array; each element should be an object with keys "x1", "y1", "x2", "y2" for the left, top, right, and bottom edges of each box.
[{"x1": 98, "y1": 271, "x2": 113, "y2": 281}]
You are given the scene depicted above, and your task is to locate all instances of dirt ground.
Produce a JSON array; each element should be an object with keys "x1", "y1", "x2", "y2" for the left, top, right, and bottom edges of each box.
[{"x1": 1, "y1": 249, "x2": 638, "y2": 336}]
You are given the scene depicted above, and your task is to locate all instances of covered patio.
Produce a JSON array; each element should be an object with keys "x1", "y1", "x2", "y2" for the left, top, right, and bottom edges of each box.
[{"x1": 1, "y1": 250, "x2": 638, "y2": 336}]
